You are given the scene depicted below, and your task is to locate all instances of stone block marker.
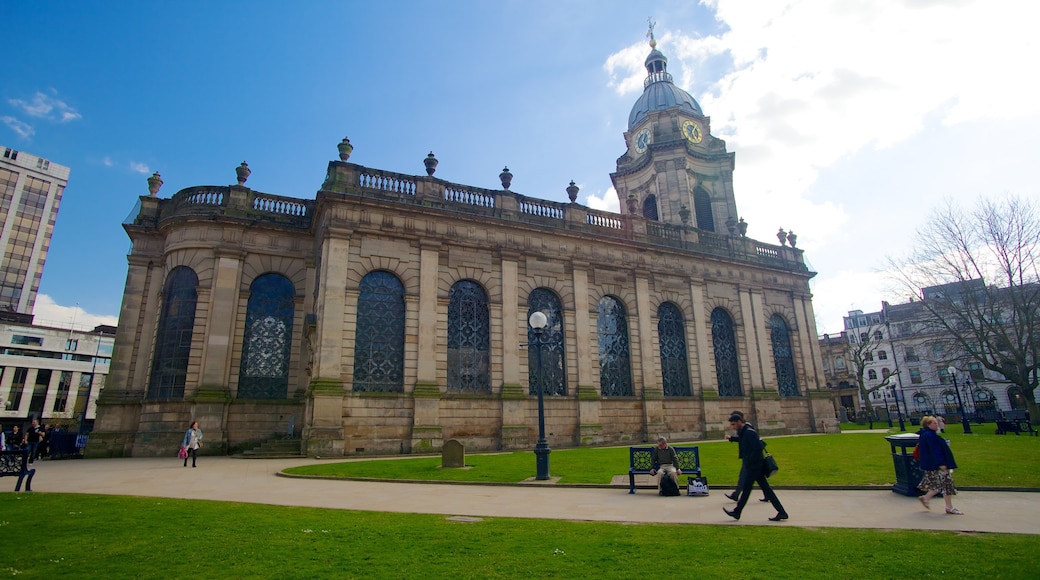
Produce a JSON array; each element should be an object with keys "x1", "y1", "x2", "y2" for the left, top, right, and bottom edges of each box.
[{"x1": 442, "y1": 439, "x2": 465, "y2": 468}]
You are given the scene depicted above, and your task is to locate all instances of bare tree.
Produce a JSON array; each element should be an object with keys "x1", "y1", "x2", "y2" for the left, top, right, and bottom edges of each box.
[
  {"x1": 889, "y1": 195, "x2": 1040, "y2": 417},
  {"x1": 844, "y1": 324, "x2": 896, "y2": 420}
]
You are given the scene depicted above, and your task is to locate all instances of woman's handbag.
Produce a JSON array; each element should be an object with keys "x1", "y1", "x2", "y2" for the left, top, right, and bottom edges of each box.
[
  {"x1": 762, "y1": 452, "x2": 779, "y2": 478},
  {"x1": 178, "y1": 447, "x2": 188, "y2": 460}
]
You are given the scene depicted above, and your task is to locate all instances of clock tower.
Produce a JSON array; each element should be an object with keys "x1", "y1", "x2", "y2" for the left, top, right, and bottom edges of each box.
[{"x1": 611, "y1": 33, "x2": 739, "y2": 234}]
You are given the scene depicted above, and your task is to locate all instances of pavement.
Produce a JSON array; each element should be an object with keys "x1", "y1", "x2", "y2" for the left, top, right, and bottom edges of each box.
[{"x1": 11, "y1": 455, "x2": 1039, "y2": 535}]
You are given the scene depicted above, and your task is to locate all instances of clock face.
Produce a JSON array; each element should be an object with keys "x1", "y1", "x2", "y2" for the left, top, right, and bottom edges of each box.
[
  {"x1": 682, "y1": 120, "x2": 703, "y2": 144},
  {"x1": 635, "y1": 127, "x2": 652, "y2": 153}
]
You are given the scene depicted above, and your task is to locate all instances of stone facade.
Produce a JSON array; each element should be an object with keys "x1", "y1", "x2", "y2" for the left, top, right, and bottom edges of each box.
[{"x1": 87, "y1": 43, "x2": 837, "y2": 458}]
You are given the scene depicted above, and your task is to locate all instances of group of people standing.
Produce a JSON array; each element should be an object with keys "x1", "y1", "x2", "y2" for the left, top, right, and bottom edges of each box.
[
  {"x1": 2, "y1": 419, "x2": 53, "y2": 462},
  {"x1": 649, "y1": 409, "x2": 963, "y2": 521}
]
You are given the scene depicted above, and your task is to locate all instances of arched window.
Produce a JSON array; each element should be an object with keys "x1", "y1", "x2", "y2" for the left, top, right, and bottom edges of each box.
[
  {"x1": 238, "y1": 273, "x2": 295, "y2": 399},
  {"x1": 878, "y1": 350, "x2": 888, "y2": 360},
  {"x1": 1007, "y1": 387, "x2": 1027, "y2": 410},
  {"x1": 642, "y1": 194, "x2": 659, "y2": 221},
  {"x1": 147, "y1": 266, "x2": 199, "y2": 400},
  {"x1": 711, "y1": 308, "x2": 742, "y2": 396},
  {"x1": 770, "y1": 315, "x2": 799, "y2": 397},
  {"x1": 694, "y1": 187, "x2": 715, "y2": 232},
  {"x1": 912, "y1": 392, "x2": 931, "y2": 413},
  {"x1": 940, "y1": 389, "x2": 959, "y2": 414},
  {"x1": 658, "y1": 302, "x2": 691, "y2": 396},
  {"x1": 597, "y1": 296, "x2": 633, "y2": 397},
  {"x1": 352, "y1": 271, "x2": 405, "y2": 393},
  {"x1": 868, "y1": 369, "x2": 878, "y2": 380},
  {"x1": 447, "y1": 280, "x2": 490, "y2": 393},
  {"x1": 972, "y1": 387, "x2": 996, "y2": 413},
  {"x1": 527, "y1": 288, "x2": 566, "y2": 396}
]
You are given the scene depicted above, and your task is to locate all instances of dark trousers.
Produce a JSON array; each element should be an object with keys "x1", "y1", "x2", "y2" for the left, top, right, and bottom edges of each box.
[
  {"x1": 183, "y1": 447, "x2": 197, "y2": 466},
  {"x1": 733, "y1": 467, "x2": 786, "y2": 516},
  {"x1": 26, "y1": 442, "x2": 39, "y2": 462}
]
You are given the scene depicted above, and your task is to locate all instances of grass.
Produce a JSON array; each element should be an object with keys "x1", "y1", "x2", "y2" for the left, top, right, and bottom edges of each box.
[
  {"x1": 285, "y1": 423, "x2": 1040, "y2": 488},
  {"x1": 1, "y1": 493, "x2": 1034, "y2": 579}
]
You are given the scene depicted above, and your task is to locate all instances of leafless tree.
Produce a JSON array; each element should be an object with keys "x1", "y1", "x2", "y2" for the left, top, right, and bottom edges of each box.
[
  {"x1": 844, "y1": 324, "x2": 896, "y2": 419},
  {"x1": 888, "y1": 195, "x2": 1040, "y2": 417}
]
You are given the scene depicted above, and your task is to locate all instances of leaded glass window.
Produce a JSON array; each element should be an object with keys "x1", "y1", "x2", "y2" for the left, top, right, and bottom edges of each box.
[
  {"x1": 353, "y1": 271, "x2": 405, "y2": 393},
  {"x1": 447, "y1": 280, "x2": 490, "y2": 393},
  {"x1": 147, "y1": 266, "x2": 199, "y2": 400},
  {"x1": 694, "y1": 187, "x2": 715, "y2": 232},
  {"x1": 642, "y1": 194, "x2": 659, "y2": 221},
  {"x1": 597, "y1": 296, "x2": 633, "y2": 397},
  {"x1": 770, "y1": 315, "x2": 799, "y2": 397},
  {"x1": 658, "y1": 302, "x2": 691, "y2": 397},
  {"x1": 711, "y1": 308, "x2": 742, "y2": 396},
  {"x1": 527, "y1": 288, "x2": 566, "y2": 396},
  {"x1": 238, "y1": 273, "x2": 295, "y2": 399}
]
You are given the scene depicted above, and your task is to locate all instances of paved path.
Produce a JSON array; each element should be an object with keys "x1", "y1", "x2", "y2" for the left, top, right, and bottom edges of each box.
[{"x1": 13, "y1": 456, "x2": 1039, "y2": 535}]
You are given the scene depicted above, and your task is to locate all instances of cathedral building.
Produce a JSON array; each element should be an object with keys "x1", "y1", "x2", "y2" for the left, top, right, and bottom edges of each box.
[{"x1": 87, "y1": 38, "x2": 836, "y2": 458}]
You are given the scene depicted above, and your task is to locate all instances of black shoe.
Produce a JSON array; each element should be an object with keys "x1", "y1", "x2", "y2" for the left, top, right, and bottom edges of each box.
[
  {"x1": 769, "y1": 513, "x2": 789, "y2": 521},
  {"x1": 723, "y1": 508, "x2": 740, "y2": 520},
  {"x1": 725, "y1": 492, "x2": 738, "y2": 501},
  {"x1": 759, "y1": 497, "x2": 770, "y2": 502},
  {"x1": 183, "y1": 462, "x2": 187, "y2": 467}
]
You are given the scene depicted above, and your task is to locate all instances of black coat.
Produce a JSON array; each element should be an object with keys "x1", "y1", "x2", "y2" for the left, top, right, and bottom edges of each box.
[{"x1": 737, "y1": 424, "x2": 765, "y2": 474}]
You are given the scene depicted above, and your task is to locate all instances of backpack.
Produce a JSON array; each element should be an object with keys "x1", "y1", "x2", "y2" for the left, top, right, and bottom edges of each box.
[{"x1": 659, "y1": 474, "x2": 681, "y2": 496}]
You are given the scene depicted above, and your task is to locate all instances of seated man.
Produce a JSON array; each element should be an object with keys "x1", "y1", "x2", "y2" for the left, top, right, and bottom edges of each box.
[{"x1": 648, "y1": 437, "x2": 682, "y2": 491}]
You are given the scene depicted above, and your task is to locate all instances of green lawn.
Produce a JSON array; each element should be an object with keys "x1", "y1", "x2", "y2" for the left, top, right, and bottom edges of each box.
[
  {"x1": 2, "y1": 493, "x2": 1033, "y2": 579},
  {"x1": 286, "y1": 424, "x2": 1040, "y2": 488}
]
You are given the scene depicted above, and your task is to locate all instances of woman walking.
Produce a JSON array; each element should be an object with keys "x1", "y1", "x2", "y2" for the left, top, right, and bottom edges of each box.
[
  {"x1": 917, "y1": 415, "x2": 962, "y2": 515},
  {"x1": 182, "y1": 420, "x2": 203, "y2": 468}
]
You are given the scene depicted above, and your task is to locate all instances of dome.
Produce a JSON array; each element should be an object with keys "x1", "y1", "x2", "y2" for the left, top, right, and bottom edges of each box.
[{"x1": 627, "y1": 46, "x2": 703, "y2": 131}]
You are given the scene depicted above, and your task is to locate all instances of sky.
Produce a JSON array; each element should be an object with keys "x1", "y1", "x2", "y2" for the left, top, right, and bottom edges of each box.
[{"x1": 2, "y1": 0, "x2": 1038, "y2": 335}]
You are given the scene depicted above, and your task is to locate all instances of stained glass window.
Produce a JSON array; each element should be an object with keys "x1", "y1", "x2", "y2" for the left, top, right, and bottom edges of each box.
[
  {"x1": 770, "y1": 315, "x2": 800, "y2": 397},
  {"x1": 658, "y1": 302, "x2": 691, "y2": 397},
  {"x1": 238, "y1": 273, "x2": 295, "y2": 399},
  {"x1": 597, "y1": 296, "x2": 633, "y2": 397},
  {"x1": 527, "y1": 288, "x2": 566, "y2": 396},
  {"x1": 694, "y1": 187, "x2": 715, "y2": 232},
  {"x1": 711, "y1": 308, "x2": 742, "y2": 396},
  {"x1": 353, "y1": 271, "x2": 405, "y2": 393},
  {"x1": 447, "y1": 280, "x2": 490, "y2": 393},
  {"x1": 147, "y1": 266, "x2": 199, "y2": 400}
]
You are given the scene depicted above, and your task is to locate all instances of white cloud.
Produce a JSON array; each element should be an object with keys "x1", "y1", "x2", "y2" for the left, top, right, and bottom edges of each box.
[
  {"x1": 102, "y1": 156, "x2": 114, "y2": 167},
  {"x1": 129, "y1": 161, "x2": 150, "y2": 174},
  {"x1": 31, "y1": 294, "x2": 118, "y2": 331},
  {"x1": 585, "y1": 186, "x2": 620, "y2": 213},
  {"x1": 1, "y1": 116, "x2": 34, "y2": 138},
  {"x1": 8, "y1": 90, "x2": 81, "y2": 123}
]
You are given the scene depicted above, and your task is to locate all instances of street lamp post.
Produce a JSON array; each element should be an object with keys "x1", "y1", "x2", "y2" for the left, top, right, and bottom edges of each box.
[
  {"x1": 892, "y1": 386, "x2": 905, "y2": 431},
  {"x1": 882, "y1": 388, "x2": 893, "y2": 428},
  {"x1": 948, "y1": 366, "x2": 973, "y2": 434},
  {"x1": 528, "y1": 311, "x2": 551, "y2": 480}
]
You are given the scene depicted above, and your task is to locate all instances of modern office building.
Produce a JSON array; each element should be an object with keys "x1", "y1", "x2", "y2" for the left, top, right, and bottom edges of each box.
[
  {"x1": 89, "y1": 37, "x2": 835, "y2": 459},
  {"x1": 0, "y1": 146, "x2": 70, "y2": 315}
]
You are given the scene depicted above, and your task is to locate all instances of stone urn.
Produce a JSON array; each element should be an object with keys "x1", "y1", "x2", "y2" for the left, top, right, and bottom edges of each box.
[
  {"x1": 147, "y1": 172, "x2": 163, "y2": 197},
  {"x1": 737, "y1": 217, "x2": 748, "y2": 237},
  {"x1": 424, "y1": 152, "x2": 438, "y2": 176},
  {"x1": 777, "y1": 227, "x2": 787, "y2": 246},
  {"x1": 787, "y1": 230, "x2": 798, "y2": 248},
  {"x1": 499, "y1": 166, "x2": 513, "y2": 190},
  {"x1": 236, "y1": 162, "x2": 251, "y2": 186},
  {"x1": 566, "y1": 180, "x2": 579, "y2": 203},
  {"x1": 338, "y1": 138, "x2": 353, "y2": 161},
  {"x1": 679, "y1": 204, "x2": 691, "y2": 226}
]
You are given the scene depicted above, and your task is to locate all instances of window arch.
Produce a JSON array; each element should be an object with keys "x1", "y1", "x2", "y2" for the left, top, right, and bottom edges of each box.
[
  {"x1": 868, "y1": 369, "x2": 878, "y2": 380},
  {"x1": 912, "y1": 391, "x2": 932, "y2": 413},
  {"x1": 693, "y1": 187, "x2": 715, "y2": 232},
  {"x1": 1007, "y1": 387, "x2": 1027, "y2": 410},
  {"x1": 447, "y1": 280, "x2": 490, "y2": 393},
  {"x1": 711, "y1": 308, "x2": 742, "y2": 396},
  {"x1": 352, "y1": 271, "x2": 405, "y2": 393},
  {"x1": 238, "y1": 273, "x2": 295, "y2": 399},
  {"x1": 769, "y1": 315, "x2": 799, "y2": 397},
  {"x1": 972, "y1": 387, "x2": 996, "y2": 413},
  {"x1": 527, "y1": 288, "x2": 566, "y2": 396},
  {"x1": 658, "y1": 302, "x2": 691, "y2": 396},
  {"x1": 597, "y1": 296, "x2": 633, "y2": 397},
  {"x1": 642, "y1": 194, "x2": 659, "y2": 221},
  {"x1": 147, "y1": 266, "x2": 199, "y2": 400},
  {"x1": 940, "y1": 389, "x2": 959, "y2": 414}
]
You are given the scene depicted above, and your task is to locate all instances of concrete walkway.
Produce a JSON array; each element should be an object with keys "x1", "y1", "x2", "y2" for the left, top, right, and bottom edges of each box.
[{"x1": 12, "y1": 456, "x2": 1039, "y2": 535}]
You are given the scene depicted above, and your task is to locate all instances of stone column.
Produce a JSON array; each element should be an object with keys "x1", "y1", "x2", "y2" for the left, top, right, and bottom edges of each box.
[
  {"x1": 499, "y1": 253, "x2": 526, "y2": 448},
  {"x1": 689, "y1": 280, "x2": 713, "y2": 433},
  {"x1": 411, "y1": 241, "x2": 443, "y2": 452},
  {"x1": 795, "y1": 294, "x2": 832, "y2": 432},
  {"x1": 305, "y1": 233, "x2": 351, "y2": 456},
  {"x1": 738, "y1": 289, "x2": 766, "y2": 394},
  {"x1": 635, "y1": 272, "x2": 664, "y2": 439},
  {"x1": 571, "y1": 266, "x2": 601, "y2": 445}
]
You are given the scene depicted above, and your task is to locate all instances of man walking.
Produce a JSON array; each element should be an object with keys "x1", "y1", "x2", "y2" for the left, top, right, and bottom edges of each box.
[{"x1": 723, "y1": 413, "x2": 789, "y2": 521}]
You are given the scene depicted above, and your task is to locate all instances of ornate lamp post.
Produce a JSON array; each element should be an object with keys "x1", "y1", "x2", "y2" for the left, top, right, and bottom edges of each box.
[
  {"x1": 947, "y1": 366, "x2": 973, "y2": 434},
  {"x1": 528, "y1": 311, "x2": 551, "y2": 480},
  {"x1": 882, "y1": 388, "x2": 893, "y2": 428},
  {"x1": 892, "y1": 385, "x2": 905, "y2": 431}
]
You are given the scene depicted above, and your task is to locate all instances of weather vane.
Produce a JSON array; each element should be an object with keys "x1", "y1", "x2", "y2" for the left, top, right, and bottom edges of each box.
[{"x1": 646, "y1": 17, "x2": 657, "y2": 47}]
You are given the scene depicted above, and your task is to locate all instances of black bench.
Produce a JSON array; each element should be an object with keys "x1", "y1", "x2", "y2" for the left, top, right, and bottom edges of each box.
[
  {"x1": 996, "y1": 420, "x2": 1038, "y2": 436},
  {"x1": 628, "y1": 445, "x2": 701, "y2": 494},
  {"x1": 1, "y1": 449, "x2": 36, "y2": 491}
]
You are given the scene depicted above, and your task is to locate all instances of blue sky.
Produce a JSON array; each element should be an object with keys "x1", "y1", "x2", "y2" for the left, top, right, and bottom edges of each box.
[{"x1": 3, "y1": 1, "x2": 1038, "y2": 334}]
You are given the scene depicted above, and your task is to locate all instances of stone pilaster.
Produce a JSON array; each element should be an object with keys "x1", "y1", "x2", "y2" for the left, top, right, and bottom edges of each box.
[
  {"x1": 738, "y1": 289, "x2": 765, "y2": 393},
  {"x1": 689, "y1": 282, "x2": 714, "y2": 397},
  {"x1": 635, "y1": 273, "x2": 663, "y2": 438},
  {"x1": 571, "y1": 266, "x2": 601, "y2": 443},
  {"x1": 411, "y1": 242, "x2": 443, "y2": 451}
]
